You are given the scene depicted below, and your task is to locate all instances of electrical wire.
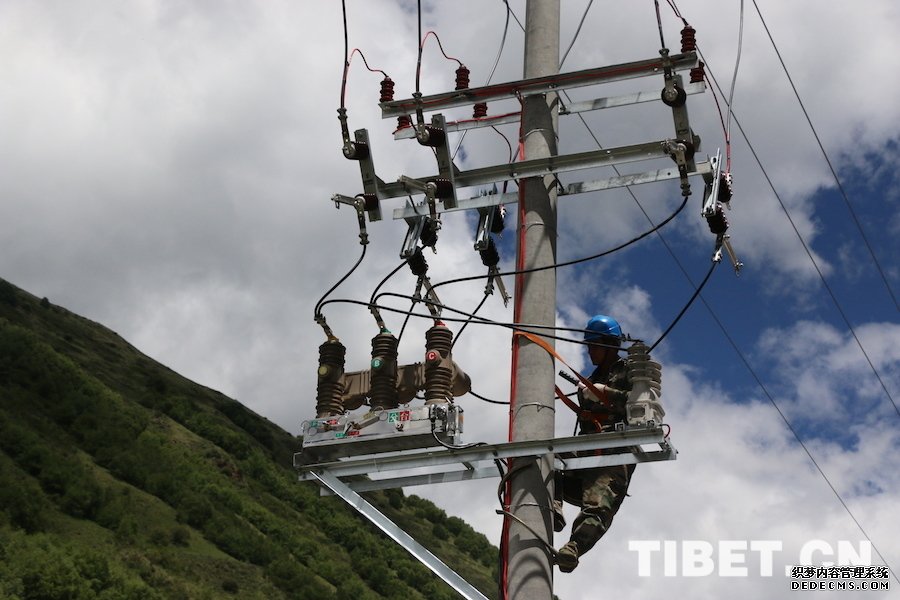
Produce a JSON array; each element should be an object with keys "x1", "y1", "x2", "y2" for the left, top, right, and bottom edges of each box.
[
  {"x1": 339, "y1": 0, "x2": 350, "y2": 109},
  {"x1": 725, "y1": 0, "x2": 745, "y2": 171},
  {"x1": 320, "y1": 294, "x2": 617, "y2": 349},
  {"x1": 653, "y1": 0, "x2": 667, "y2": 49},
  {"x1": 649, "y1": 260, "x2": 718, "y2": 352},
  {"x1": 691, "y1": 285, "x2": 899, "y2": 584},
  {"x1": 699, "y1": 55, "x2": 900, "y2": 422},
  {"x1": 468, "y1": 390, "x2": 510, "y2": 405},
  {"x1": 415, "y1": 0, "x2": 423, "y2": 94},
  {"x1": 452, "y1": 0, "x2": 513, "y2": 162},
  {"x1": 348, "y1": 48, "x2": 388, "y2": 77},
  {"x1": 314, "y1": 244, "x2": 367, "y2": 320},
  {"x1": 420, "y1": 31, "x2": 464, "y2": 66},
  {"x1": 431, "y1": 193, "x2": 690, "y2": 293},
  {"x1": 451, "y1": 293, "x2": 490, "y2": 350},
  {"x1": 559, "y1": 0, "x2": 594, "y2": 69},
  {"x1": 368, "y1": 260, "x2": 408, "y2": 307},
  {"x1": 396, "y1": 296, "x2": 418, "y2": 342},
  {"x1": 749, "y1": 0, "x2": 900, "y2": 312}
]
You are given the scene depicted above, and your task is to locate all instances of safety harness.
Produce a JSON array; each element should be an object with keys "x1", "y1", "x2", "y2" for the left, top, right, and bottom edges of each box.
[{"x1": 513, "y1": 331, "x2": 616, "y2": 432}]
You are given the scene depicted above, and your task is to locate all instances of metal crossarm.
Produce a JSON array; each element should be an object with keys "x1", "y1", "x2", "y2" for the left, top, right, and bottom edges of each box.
[
  {"x1": 391, "y1": 160, "x2": 713, "y2": 220},
  {"x1": 380, "y1": 52, "x2": 699, "y2": 118},
  {"x1": 296, "y1": 427, "x2": 676, "y2": 493},
  {"x1": 374, "y1": 139, "x2": 683, "y2": 205},
  {"x1": 392, "y1": 81, "x2": 707, "y2": 141}
]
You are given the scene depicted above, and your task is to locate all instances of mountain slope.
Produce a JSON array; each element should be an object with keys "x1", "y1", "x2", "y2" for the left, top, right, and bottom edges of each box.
[{"x1": 0, "y1": 278, "x2": 497, "y2": 599}]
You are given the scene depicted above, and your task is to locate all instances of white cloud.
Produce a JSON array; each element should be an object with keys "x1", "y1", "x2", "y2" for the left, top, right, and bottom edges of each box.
[{"x1": 1, "y1": 1, "x2": 899, "y2": 598}]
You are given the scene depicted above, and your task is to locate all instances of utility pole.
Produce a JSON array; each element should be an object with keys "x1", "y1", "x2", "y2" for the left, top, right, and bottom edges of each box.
[{"x1": 507, "y1": 2, "x2": 560, "y2": 599}]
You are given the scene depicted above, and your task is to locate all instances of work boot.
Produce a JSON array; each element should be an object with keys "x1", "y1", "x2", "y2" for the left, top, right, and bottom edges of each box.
[
  {"x1": 556, "y1": 541, "x2": 579, "y2": 573},
  {"x1": 552, "y1": 500, "x2": 566, "y2": 533}
]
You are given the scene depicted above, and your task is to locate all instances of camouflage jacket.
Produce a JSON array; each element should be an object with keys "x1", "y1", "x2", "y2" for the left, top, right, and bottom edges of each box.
[{"x1": 576, "y1": 358, "x2": 631, "y2": 435}]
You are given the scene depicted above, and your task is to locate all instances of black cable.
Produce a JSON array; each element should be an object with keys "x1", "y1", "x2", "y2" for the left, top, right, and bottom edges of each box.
[
  {"x1": 450, "y1": 293, "x2": 490, "y2": 350},
  {"x1": 431, "y1": 429, "x2": 487, "y2": 451},
  {"x1": 314, "y1": 244, "x2": 367, "y2": 319},
  {"x1": 371, "y1": 292, "x2": 624, "y2": 348},
  {"x1": 397, "y1": 297, "x2": 418, "y2": 342},
  {"x1": 468, "y1": 390, "x2": 510, "y2": 405},
  {"x1": 649, "y1": 260, "x2": 718, "y2": 352},
  {"x1": 415, "y1": 0, "x2": 423, "y2": 94},
  {"x1": 368, "y1": 259, "x2": 408, "y2": 307},
  {"x1": 320, "y1": 295, "x2": 609, "y2": 348},
  {"x1": 653, "y1": 0, "x2": 667, "y2": 48},
  {"x1": 432, "y1": 193, "x2": 690, "y2": 293},
  {"x1": 339, "y1": 0, "x2": 349, "y2": 109}
]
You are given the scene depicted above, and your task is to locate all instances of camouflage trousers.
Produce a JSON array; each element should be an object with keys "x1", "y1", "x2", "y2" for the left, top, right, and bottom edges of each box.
[{"x1": 555, "y1": 464, "x2": 635, "y2": 555}]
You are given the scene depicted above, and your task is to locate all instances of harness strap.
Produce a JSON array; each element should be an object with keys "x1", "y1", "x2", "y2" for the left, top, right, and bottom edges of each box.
[{"x1": 513, "y1": 330, "x2": 614, "y2": 422}]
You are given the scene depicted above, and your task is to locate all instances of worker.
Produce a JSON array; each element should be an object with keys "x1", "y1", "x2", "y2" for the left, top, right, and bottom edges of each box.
[{"x1": 554, "y1": 314, "x2": 636, "y2": 573}]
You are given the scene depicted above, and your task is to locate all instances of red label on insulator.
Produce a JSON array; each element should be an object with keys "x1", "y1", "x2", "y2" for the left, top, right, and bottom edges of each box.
[
  {"x1": 400, "y1": 411, "x2": 410, "y2": 421},
  {"x1": 426, "y1": 350, "x2": 439, "y2": 362}
]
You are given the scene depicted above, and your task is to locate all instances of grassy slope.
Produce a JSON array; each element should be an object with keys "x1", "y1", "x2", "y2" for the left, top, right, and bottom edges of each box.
[{"x1": 0, "y1": 279, "x2": 498, "y2": 600}]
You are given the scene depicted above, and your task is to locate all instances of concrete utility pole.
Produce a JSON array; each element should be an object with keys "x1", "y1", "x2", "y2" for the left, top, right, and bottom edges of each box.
[{"x1": 507, "y1": 1, "x2": 560, "y2": 598}]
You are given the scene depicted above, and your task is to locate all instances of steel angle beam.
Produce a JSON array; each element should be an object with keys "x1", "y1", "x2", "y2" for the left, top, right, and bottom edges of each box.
[
  {"x1": 394, "y1": 191, "x2": 519, "y2": 220},
  {"x1": 330, "y1": 466, "x2": 499, "y2": 494},
  {"x1": 381, "y1": 52, "x2": 699, "y2": 118},
  {"x1": 305, "y1": 429, "x2": 676, "y2": 494},
  {"x1": 560, "y1": 81, "x2": 706, "y2": 115},
  {"x1": 392, "y1": 82, "x2": 708, "y2": 141},
  {"x1": 381, "y1": 139, "x2": 672, "y2": 202},
  {"x1": 332, "y1": 440, "x2": 676, "y2": 493},
  {"x1": 391, "y1": 161, "x2": 713, "y2": 219},
  {"x1": 394, "y1": 111, "x2": 522, "y2": 140},
  {"x1": 311, "y1": 470, "x2": 490, "y2": 600},
  {"x1": 296, "y1": 428, "x2": 669, "y2": 480},
  {"x1": 561, "y1": 161, "x2": 713, "y2": 196}
]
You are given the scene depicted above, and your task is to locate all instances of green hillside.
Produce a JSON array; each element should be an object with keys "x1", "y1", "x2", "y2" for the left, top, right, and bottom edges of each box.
[{"x1": 0, "y1": 278, "x2": 498, "y2": 599}]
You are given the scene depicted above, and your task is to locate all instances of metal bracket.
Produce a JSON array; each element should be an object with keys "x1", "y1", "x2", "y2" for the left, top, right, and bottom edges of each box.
[
  {"x1": 309, "y1": 469, "x2": 490, "y2": 600},
  {"x1": 474, "y1": 207, "x2": 495, "y2": 251},
  {"x1": 702, "y1": 150, "x2": 723, "y2": 217},
  {"x1": 332, "y1": 194, "x2": 369, "y2": 245},
  {"x1": 714, "y1": 234, "x2": 744, "y2": 275},
  {"x1": 486, "y1": 267, "x2": 510, "y2": 307},
  {"x1": 419, "y1": 276, "x2": 443, "y2": 318},
  {"x1": 431, "y1": 114, "x2": 458, "y2": 210},
  {"x1": 354, "y1": 128, "x2": 384, "y2": 222},
  {"x1": 401, "y1": 211, "x2": 427, "y2": 259}
]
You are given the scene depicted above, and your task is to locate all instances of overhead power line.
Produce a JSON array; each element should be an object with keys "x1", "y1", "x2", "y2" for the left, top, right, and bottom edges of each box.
[
  {"x1": 699, "y1": 57, "x2": 900, "y2": 422},
  {"x1": 749, "y1": 0, "x2": 900, "y2": 312},
  {"x1": 559, "y1": 0, "x2": 595, "y2": 69}
]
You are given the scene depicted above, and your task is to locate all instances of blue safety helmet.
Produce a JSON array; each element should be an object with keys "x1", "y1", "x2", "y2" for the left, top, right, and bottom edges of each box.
[{"x1": 584, "y1": 314, "x2": 622, "y2": 342}]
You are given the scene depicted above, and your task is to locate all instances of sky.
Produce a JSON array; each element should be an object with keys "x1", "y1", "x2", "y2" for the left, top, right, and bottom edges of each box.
[{"x1": 1, "y1": 1, "x2": 899, "y2": 598}]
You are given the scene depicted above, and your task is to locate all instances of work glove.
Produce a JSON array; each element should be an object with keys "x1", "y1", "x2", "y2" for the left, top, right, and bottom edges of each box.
[{"x1": 578, "y1": 381, "x2": 626, "y2": 407}]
